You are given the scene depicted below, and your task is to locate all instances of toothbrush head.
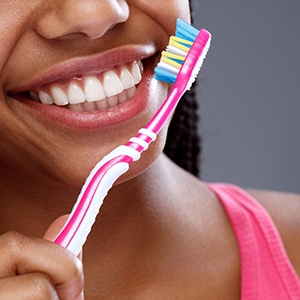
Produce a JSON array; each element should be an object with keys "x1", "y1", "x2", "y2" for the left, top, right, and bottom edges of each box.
[{"x1": 154, "y1": 18, "x2": 211, "y2": 91}]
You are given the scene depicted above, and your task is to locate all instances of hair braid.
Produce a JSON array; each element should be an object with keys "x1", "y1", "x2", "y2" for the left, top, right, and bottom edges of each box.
[{"x1": 163, "y1": 82, "x2": 201, "y2": 177}]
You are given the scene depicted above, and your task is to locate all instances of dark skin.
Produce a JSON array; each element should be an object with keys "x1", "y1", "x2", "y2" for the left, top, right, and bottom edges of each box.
[
  {"x1": 0, "y1": 1, "x2": 299, "y2": 299},
  {"x1": 1, "y1": 155, "x2": 300, "y2": 299}
]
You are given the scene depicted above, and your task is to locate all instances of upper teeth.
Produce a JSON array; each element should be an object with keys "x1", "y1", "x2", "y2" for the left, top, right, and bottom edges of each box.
[{"x1": 29, "y1": 61, "x2": 143, "y2": 112}]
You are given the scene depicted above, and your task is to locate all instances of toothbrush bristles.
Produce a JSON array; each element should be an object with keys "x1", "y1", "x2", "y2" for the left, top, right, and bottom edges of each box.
[{"x1": 154, "y1": 19, "x2": 211, "y2": 89}]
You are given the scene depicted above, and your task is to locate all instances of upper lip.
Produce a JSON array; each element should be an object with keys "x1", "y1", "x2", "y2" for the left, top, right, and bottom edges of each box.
[{"x1": 8, "y1": 44, "x2": 157, "y2": 95}]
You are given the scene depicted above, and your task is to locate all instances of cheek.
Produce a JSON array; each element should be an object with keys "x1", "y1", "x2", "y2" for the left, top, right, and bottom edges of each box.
[
  {"x1": 0, "y1": 4, "x2": 36, "y2": 82},
  {"x1": 174, "y1": 0, "x2": 191, "y2": 21},
  {"x1": 130, "y1": 0, "x2": 191, "y2": 35},
  {"x1": 161, "y1": 2, "x2": 191, "y2": 34}
]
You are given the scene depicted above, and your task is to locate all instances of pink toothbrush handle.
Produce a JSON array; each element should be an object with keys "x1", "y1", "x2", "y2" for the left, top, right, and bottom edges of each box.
[
  {"x1": 52, "y1": 27, "x2": 211, "y2": 255},
  {"x1": 53, "y1": 128, "x2": 157, "y2": 256}
]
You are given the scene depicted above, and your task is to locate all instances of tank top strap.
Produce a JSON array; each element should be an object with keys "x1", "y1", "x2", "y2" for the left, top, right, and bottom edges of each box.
[{"x1": 208, "y1": 183, "x2": 300, "y2": 300}]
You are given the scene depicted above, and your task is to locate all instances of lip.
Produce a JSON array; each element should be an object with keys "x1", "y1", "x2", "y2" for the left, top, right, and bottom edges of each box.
[
  {"x1": 9, "y1": 45, "x2": 156, "y2": 92},
  {"x1": 7, "y1": 45, "x2": 163, "y2": 130}
]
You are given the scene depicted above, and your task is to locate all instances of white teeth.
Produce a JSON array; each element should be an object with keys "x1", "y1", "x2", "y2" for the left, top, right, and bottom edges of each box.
[
  {"x1": 39, "y1": 91, "x2": 54, "y2": 105},
  {"x1": 131, "y1": 61, "x2": 142, "y2": 84},
  {"x1": 68, "y1": 82, "x2": 86, "y2": 104},
  {"x1": 30, "y1": 91, "x2": 39, "y2": 101},
  {"x1": 96, "y1": 99, "x2": 108, "y2": 110},
  {"x1": 118, "y1": 90, "x2": 127, "y2": 103},
  {"x1": 103, "y1": 70, "x2": 123, "y2": 97},
  {"x1": 126, "y1": 86, "x2": 136, "y2": 99},
  {"x1": 51, "y1": 87, "x2": 68, "y2": 106},
  {"x1": 107, "y1": 95, "x2": 118, "y2": 108},
  {"x1": 30, "y1": 61, "x2": 143, "y2": 111},
  {"x1": 84, "y1": 76, "x2": 106, "y2": 102},
  {"x1": 83, "y1": 101, "x2": 96, "y2": 111},
  {"x1": 68, "y1": 103, "x2": 84, "y2": 112},
  {"x1": 120, "y1": 66, "x2": 135, "y2": 89}
]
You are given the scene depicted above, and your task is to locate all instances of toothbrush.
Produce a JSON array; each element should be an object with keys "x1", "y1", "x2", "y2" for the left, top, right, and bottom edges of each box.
[{"x1": 54, "y1": 19, "x2": 211, "y2": 256}]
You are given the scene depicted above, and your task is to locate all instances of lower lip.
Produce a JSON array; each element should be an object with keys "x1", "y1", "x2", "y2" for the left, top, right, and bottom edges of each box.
[{"x1": 11, "y1": 69, "x2": 158, "y2": 130}]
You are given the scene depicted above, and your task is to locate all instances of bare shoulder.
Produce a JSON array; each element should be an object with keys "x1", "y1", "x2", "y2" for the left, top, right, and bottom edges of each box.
[
  {"x1": 247, "y1": 188, "x2": 300, "y2": 276},
  {"x1": 246, "y1": 189, "x2": 300, "y2": 232}
]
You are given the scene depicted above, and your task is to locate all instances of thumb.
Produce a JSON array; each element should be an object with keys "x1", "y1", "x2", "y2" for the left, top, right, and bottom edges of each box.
[
  {"x1": 43, "y1": 214, "x2": 69, "y2": 241},
  {"x1": 43, "y1": 215, "x2": 83, "y2": 260}
]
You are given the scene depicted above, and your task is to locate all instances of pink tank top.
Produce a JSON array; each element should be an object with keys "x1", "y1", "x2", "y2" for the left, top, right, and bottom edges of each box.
[{"x1": 208, "y1": 183, "x2": 300, "y2": 299}]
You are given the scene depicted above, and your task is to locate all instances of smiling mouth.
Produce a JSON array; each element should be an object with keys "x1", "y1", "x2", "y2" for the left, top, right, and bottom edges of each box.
[{"x1": 12, "y1": 61, "x2": 143, "y2": 113}]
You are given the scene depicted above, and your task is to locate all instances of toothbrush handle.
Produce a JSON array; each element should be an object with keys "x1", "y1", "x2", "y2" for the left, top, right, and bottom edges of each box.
[{"x1": 54, "y1": 129, "x2": 156, "y2": 256}]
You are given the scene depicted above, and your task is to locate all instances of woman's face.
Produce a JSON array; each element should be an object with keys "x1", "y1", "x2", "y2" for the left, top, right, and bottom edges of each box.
[{"x1": 0, "y1": 0, "x2": 190, "y2": 187}]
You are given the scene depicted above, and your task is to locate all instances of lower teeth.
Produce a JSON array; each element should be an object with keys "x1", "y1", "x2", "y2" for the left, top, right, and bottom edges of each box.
[{"x1": 67, "y1": 86, "x2": 136, "y2": 112}]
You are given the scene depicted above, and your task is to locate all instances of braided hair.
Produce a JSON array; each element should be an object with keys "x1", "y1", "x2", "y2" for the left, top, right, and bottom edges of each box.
[
  {"x1": 163, "y1": 1, "x2": 201, "y2": 177},
  {"x1": 163, "y1": 83, "x2": 201, "y2": 177}
]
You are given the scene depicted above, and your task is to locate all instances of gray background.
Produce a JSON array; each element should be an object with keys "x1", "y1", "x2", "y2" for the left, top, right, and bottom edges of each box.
[{"x1": 192, "y1": 0, "x2": 300, "y2": 193}]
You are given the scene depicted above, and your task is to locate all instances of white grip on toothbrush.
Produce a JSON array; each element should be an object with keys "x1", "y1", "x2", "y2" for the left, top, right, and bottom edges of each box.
[
  {"x1": 54, "y1": 145, "x2": 141, "y2": 256},
  {"x1": 54, "y1": 128, "x2": 157, "y2": 256},
  {"x1": 53, "y1": 18, "x2": 211, "y2": 257}
]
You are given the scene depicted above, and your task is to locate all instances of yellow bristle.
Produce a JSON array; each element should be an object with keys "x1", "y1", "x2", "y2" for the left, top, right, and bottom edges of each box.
[
  {"x1": 162, "y1": 51, "x2": 184, "y2": 61},
  {"x1": 161, "y1": 56, "x2": 182, "y2": 69},
  {"x1": 169, "y1": 39, "x2": 190, "y2": 53},
  {"x1": 170, "y1": 36, "x2": 193, "y2": 46}
]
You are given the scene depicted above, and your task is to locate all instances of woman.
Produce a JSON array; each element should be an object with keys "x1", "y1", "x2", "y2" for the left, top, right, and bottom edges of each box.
[{"x1": 0, "y1": 0, "x2": 299, "y2": 299}]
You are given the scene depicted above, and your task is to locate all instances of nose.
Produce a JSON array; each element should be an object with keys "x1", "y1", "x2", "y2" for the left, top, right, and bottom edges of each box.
[{"x1": 34, "y1": 0, "x2": 129, "y2": 40}]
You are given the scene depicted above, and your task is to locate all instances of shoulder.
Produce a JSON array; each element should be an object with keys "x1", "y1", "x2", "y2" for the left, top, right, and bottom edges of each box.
[{"x1": 247, "y1": 189, "x2": 300, "y2": 276}]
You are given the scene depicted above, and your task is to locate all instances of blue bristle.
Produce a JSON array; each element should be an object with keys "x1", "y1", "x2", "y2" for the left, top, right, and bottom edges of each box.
[
  {"x1": 154, "y1": 18, "x2": 201, "y2": 84},
  {"x1": 154, "y1": 67, "x2": 177, "y2": 84},
  {"x1": 175, "y1": 19, "x2": 199, "y2": 42},
  {"x1": 170, "y1": 57, "x2": 185, "y2": 64}
]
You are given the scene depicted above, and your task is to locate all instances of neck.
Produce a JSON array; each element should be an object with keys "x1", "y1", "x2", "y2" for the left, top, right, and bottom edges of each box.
[
  {"x1": 0, "y1": 154, "x2": 182, "y2": 237},
  {"x1": 0, "y1": 154, "x2": 221, "y2": 298},
  {"x1": 0, "y1": 166, "x2": 79, "y2": 236}
]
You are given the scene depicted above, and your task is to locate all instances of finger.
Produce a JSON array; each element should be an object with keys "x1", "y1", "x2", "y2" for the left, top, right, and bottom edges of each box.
[
  {"x1": 43, "y1": 215, "x2": 83, "y2": 260},
  {"x1": 0, "y1": 231, "x2": 84, "y2": 300},
  {"x1": 0, "y1": 273, "x2": 59, "y2": 300},
  {"x1": 43, "y1": 214, "x2": 70, "y2": 241}
]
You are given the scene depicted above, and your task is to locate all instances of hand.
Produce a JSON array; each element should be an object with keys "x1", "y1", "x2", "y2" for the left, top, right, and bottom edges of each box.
[{"x1": 0, "y1": 216, "x2": 84, "y2": 299}]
